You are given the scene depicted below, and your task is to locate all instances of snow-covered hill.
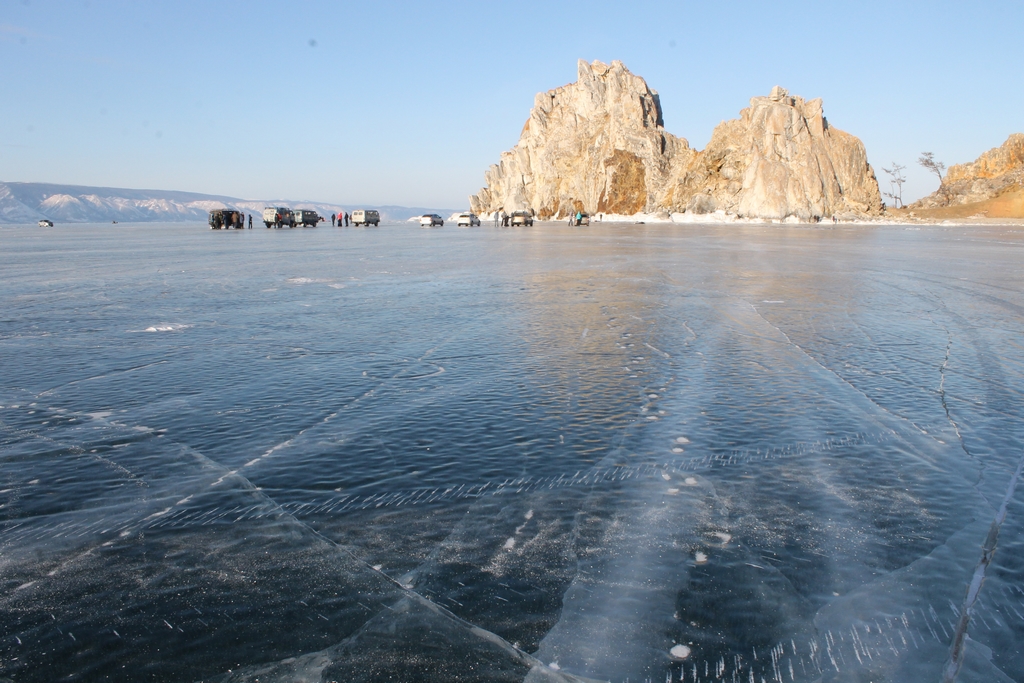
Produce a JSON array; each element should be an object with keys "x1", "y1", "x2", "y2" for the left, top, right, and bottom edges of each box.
[{"x1": 0, "y1": 182, "x2": 458, "y2": 224}]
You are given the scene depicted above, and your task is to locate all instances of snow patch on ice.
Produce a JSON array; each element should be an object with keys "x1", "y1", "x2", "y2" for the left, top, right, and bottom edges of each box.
[
  {"x1": 140, "y1": 323, "x2": 191, "y2": 333},
  {"x1": 503, "y1": 537, "x2": 516, "y2": 550}
]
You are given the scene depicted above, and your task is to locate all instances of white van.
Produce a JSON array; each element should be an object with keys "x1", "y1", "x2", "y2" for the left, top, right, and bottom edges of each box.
[
  {"x1": 351, "y1": 210, "x2": 380, "y2": 226},
  {"x1": 262, "y1": 207, "x2": 294, "y2": 228}
]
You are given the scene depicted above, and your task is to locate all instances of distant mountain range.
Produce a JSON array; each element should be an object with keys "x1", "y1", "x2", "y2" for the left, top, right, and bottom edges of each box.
[{"x1": 0, "y1": 182, "x2": 458, "y2": 224}]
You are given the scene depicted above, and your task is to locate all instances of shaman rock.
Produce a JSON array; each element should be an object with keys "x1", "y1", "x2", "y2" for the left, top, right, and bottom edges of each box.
[
  {"x1": 912, "y1": 134, "x2": 1024, "y2": 209},
  {"x1": 469, "y1": 60, "x2": 692, "y2": 218},
  {"x1": 470, "y1": 62, "x2": 883, "y2": 221},
  {"x1": 662, "y1": 86, "x2": 882, "y2": 220}
]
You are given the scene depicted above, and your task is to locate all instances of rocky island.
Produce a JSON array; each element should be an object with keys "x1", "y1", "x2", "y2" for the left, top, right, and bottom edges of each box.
[
  {"x1": 470, "y1": 59, "x2": 882, "y2": 222},
  {"x1": 908, "y1": 134, "x2": 1024, "y2": 219}
]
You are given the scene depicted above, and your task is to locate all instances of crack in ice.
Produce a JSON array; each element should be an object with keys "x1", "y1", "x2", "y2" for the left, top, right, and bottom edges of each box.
[{"x1": 942, "y1": 453, "x2": 1024, "y2": 683}]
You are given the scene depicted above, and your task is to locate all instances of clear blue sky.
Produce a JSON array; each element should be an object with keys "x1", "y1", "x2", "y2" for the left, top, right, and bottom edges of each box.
[{"x1": 2, "y1": 0, "x2": 1021, "y2": 207}]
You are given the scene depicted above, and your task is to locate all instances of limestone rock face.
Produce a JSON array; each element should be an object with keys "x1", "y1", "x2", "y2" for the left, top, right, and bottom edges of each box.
[
  {"x1": 469, "y1": 60, "x2": 692, "y2": 218},
  {"x1": 664, "y1": 86, "x2": 882, "y2": 219},
  {"x1": 470, "y1": 64, "x2": 883, "y2": 221},
  {"x1": 913, "y1": 134, "x2": 1024, "y2": 208}
]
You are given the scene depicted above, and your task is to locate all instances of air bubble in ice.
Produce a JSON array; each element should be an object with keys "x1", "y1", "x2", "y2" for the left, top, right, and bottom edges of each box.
[
  {"x1": 670, "y1": 644, "x2": 692, "y2": 660},
  {"x1": 684, "y1": 477, "x2": 698, "y2": 486},
  {"x1": 675, "y1": 436, "x2": 690, "y2": 444},
  {"x1": 695, "y1": 552, "x2": 708, "y2": 564}
]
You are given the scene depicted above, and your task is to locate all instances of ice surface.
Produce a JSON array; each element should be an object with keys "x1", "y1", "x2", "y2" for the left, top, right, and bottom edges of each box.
[{"x1": 0, "y1": 221, "x2": 1022, "y2": 682}]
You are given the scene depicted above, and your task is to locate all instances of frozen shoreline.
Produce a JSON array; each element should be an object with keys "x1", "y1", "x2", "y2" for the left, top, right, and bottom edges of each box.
[{"x1": 480, "y1": 209, "x2": 1024, "y2": 228}]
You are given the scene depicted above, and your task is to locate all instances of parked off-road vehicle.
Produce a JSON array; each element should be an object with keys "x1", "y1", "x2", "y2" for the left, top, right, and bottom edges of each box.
[
  {"x1": 351, "y1": 210, "x2": 380, "y2": 227},
  {"x1": 209, "y1": 209, "x2": 244, "y2": 229},
  {"x1": 294, "y1": 209, "x2": 321, "y2": 227},
  {"x1": 263, "y1": 207, "x2": 295, "y2": 228}
]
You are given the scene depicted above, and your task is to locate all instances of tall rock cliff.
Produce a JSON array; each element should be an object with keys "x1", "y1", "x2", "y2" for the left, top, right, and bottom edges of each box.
[
  {"x1": 470, "y1": 64, "x2": 882, "y2": 221},
  {"x1": 469, "y1": 60, "x2": 692, "y2": 219},
  {"x1": 663, "y1": 86, "x2": 882, "y2": 220},
  {"x1": 912, "y1": 133, "x2": 1024, "y2": 209}
]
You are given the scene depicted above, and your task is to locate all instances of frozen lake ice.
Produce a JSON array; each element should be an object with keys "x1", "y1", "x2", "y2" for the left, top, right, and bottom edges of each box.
[{"x1": 1, "y1": 221, "x2": 1022, "y2": 682}]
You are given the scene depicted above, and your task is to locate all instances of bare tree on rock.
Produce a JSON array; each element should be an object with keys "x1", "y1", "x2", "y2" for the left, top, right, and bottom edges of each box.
[
  {"x1": 882, "y1": 162, "x2": 907, "y2": 209},
  {"x1": 919, "y1": 152, "x2": 947, "y2": 203}
]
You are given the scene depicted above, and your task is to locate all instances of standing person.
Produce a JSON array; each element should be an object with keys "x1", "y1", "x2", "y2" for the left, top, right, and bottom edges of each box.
[
  {"x1": 568, "y1": 211, "x2": 574, "y2": 226},
  {"x1": 248, "y1": 213, "x2": 252, "y2": 229},
  {"x1": 345, "y1": 212, "x2": 350, "y2": 227},
  {"x1": 331, "y1": 213, "x2": 336, "y2": 227},
  {"x1": 494, "y1": 210, "x2": 500, "y2": 227},
  {"x1": 575, "y1": 210, "x2": 582, "y2": 226}
]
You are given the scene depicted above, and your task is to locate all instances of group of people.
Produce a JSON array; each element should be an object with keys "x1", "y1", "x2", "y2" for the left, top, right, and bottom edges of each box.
[
  {"x1": 331, "y1": 212, "x2": 351, "y2": 227},
  {"x1": 489, "y1": 209, "x2": 588, "y2": 226},
  {"x1": 212, "y1": 212, "x2": 253, "y2": 229}
]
